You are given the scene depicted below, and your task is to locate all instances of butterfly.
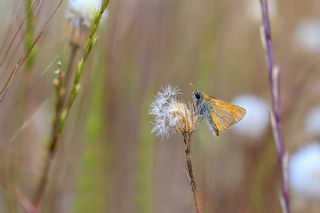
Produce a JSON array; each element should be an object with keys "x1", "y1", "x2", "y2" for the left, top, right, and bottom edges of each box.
[{"x1": 192, "y1": 89, "x2": 246, "y2": 136}]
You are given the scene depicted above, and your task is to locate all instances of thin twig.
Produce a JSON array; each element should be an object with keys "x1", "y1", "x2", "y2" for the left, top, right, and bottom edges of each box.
[
  {"x1": 183, "y1": 133, "x2": 203, "y2": 213},
  {"x1": 0, "y1": 0, "x2": 35, "y2": 65},
  {"x1": 0, "y1": 1, "x2": 23, "y2": 60},
  {"x1": 259, "y1": 1, "x2": 290, "y2": 213},
  {"x1": 0, "y1": 55, "x2": 58, "y2": 116},
  {"x1": 0, "y1": 0, "x2": 62, "y2": 101}
]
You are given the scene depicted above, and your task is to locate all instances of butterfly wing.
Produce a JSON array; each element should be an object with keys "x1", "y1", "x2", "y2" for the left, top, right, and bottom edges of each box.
[{"x1": 204, "y1": 95, "x2": 246, "y2": 136}]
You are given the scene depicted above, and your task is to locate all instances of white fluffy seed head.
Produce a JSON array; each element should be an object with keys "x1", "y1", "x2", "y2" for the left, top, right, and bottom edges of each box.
[
  {"x1": 289, "y1": 142, "x2": 320, "y2": 199},
  {"x1": 150, "y1": 85, "x2": 181, "y2": 138},
  {"x1": 150, "y1": 85, "x2": 197, "y2": 138},
  {"x1": 231, "y1": 95, "x2": 269, "y2": 139},
  {"x1": 66, "y1": 0, "x2": 107, "y2": 28},
  {"x1": 64, "y1": 0, "x2": 108, "y2": 47}
]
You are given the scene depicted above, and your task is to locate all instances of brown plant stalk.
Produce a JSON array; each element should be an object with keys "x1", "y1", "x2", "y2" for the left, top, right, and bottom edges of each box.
[{"x1": 183, "y1": 133, "x2": 203, "y2": 213}]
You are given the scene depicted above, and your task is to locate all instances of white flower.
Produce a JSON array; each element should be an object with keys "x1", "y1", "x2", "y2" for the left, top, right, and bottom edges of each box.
[
  {"x1": 66, "y1": 0, "x2": 107, "y2": 28},
  {"x1": 293, "y1": 19, "x2": 320, "y2": 53},
  {"x1": 245, "y1": 0, "x2": 278, "y2": 24},
  {"x1": 305, "y1": 106, "x2": 320, "y2": 137},
  {"x1": 231, "y1": 95, "x2": 269, "y2": 138},
  {"x1": 289, "y1": 143, "x2": 320, "y2": 199},
  {"x1": 150, "y1": 85, "x2": 197, "y2": 138}
]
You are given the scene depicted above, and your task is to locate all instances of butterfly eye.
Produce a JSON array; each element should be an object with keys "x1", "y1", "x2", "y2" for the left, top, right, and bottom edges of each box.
[{"x1": 195, "y1": 92, "x2": 201, "y2": 100}]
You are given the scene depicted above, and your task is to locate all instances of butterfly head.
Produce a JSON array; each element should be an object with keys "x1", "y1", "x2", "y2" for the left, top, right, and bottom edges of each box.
[
  {"x1": 192, "y1": 90, "x2": 203, "y2": 102},
  {"x1": 192, "y1": 89, "x2": 208, "y2": 116}
]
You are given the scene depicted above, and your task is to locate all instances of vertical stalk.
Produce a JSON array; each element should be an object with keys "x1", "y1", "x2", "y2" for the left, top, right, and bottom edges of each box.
[
  {"x1": 24, "y1": 0, "x2": 35, "y2": 71},
  {"x1": 31, "y1": 1, "x2": 109, "y2": 212},
  {"x1": 64, "y1": 0, "x2": 109, "y2": 115},
  {"x1": 32, "y1": 44, "x2": 78, "y2": 212},
  {"x1": 183, "y1": 133, "x2": 203, "y2": 213},
  {"x1": 64, "y1": 44, "x2": 79, "y2": 93},
  {"x1": 259, "y1": 1, "x2": 290, "y2": 213},
  {"x1": 32, "y1": 62, "x2": 65, "y2": 213},
  {"x1": 32, "y1": 152, "x2": 53, "y2": 213}
]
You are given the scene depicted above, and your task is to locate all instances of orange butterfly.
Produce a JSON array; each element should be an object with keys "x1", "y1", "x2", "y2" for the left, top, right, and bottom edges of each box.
[{"x1": 192, "y1": 89, "x2": 246, "y2": 136}]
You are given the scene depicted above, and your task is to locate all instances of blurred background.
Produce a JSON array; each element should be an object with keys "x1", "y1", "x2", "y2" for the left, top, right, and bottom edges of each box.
[{"x1": 0, "y1": 0, "x2": 320, "y2": 212}]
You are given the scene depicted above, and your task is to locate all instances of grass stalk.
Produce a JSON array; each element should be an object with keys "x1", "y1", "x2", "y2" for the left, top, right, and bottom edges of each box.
[
  {"x1": 64, "y1": 43, "x2": 79, "y2": 100},
  {"x1": 24, "y1": 0, "x2": 35, "y2": 70},
  {"x1": 31, "y1": 1, "x2": 109, "y2": 211},
  {"x1": 32, "y1": 62, "x2": 65, "y2": 212},
  {"x1": 64, "y1": 0, "x2": 109, "y2": 117},
  {"x1": 259, "y1": 1, "x2": 290, "y2": 212},
  {"x1": 0, "y1": 0, "x2": 62, "y2": 101}
]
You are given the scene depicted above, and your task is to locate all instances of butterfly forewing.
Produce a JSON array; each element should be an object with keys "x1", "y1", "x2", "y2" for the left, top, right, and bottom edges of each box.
[{"x1": 207, "y1": 97, "x2": 246, "y2": 135}]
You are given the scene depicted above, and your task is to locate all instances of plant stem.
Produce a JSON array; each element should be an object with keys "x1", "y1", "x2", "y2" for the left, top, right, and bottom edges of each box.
[
  {"x1": 32, "y1": 62, "x2": 65, "y2": 213},
  {"x1": 183, "y1": 133, "x2": 203, "y2": 213},
  {"x1": 64, "y1": 0, "x2": 109, "y2": 118},
  {"x1": 64, "y1": 43, "x2": 79, "y2": 97},
  {"x1": 31, "y1": 1, "x2": 109, "y2": 211},
  {"x1": 24, "y1": 0, "x2": 35, "y2": 70},
  {"x1": 32, "y1": 152, "x2": 53, "y2": 213},
  {"x1": 259, "y1": 1, "x2": 290, "y2": 213},
  {"x1": 32, "y1": 43, "x2": 78, "y2": 211}
]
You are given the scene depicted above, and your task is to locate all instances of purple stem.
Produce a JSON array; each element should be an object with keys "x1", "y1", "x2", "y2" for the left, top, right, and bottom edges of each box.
[{"x1": 259, "y1": 1, "x2": 290, "y2": 213}]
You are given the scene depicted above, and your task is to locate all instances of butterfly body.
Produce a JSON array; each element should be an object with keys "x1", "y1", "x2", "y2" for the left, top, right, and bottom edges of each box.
[{"x1": 192, "y1": 89, "x2": 246, "y2": 136}]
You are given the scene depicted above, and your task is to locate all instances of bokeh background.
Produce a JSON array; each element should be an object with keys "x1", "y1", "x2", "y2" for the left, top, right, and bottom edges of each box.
[{"x1": 0, "y1": 0, "x2": 320, "y2": 212}]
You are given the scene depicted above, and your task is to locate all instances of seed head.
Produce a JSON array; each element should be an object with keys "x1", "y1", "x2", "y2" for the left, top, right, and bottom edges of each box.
[
  {"x1": 150, "y1": 85, "x2": 198, "y2": 138},
  {"x1": 169, "y1": 101, "x2": 197, "y2": 135},
  {"x1": 65, "y1": 0, "x2": 108, "y2": 47},
  {"x1": 66, "y1": 0, "x2": 107, "y2": 28}
]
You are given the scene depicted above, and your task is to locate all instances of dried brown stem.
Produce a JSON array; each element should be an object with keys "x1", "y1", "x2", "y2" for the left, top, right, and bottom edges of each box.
[{"x1": 183, "y1": 133, "x2": 203, "y2": 213}]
